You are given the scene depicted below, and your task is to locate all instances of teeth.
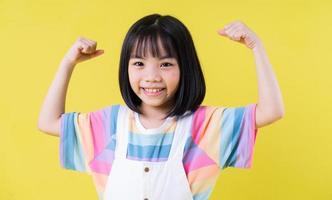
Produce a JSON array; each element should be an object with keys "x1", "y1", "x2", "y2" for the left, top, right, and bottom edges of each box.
[{"x1": 143, "y1": 88, "x2": 163, "y2": 93}]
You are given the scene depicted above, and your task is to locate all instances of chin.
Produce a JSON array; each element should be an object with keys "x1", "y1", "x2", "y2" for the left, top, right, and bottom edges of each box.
[
  {"x1": 140, "y1": 98, "x2": 168, "y2": 108},
  {"x1": 143, "y1": 101, "x2": 165, "y2": 107}
]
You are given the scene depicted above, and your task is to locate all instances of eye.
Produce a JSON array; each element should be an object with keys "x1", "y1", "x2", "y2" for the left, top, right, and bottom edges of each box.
[
  {"x1": 133, "y1": 62, "x2": 144, "y2": 67},
  {"x1": 161, "y1": 62, "x2": 173, "y2": 68}
]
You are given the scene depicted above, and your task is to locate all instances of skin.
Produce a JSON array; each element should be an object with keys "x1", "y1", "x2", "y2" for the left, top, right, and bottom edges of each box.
[
  {"x1": 38, "y1": 20, "x2": 285, "y2": 136},
  {"x1": 37, "y1": 37, "x2": 105, "y2": 136},
  {"x1": 218, "y1": 20, "x2": 285, "y2": 128},
  {"x1": 128, "y1": 39, "x2": 180, "y2": 127}
]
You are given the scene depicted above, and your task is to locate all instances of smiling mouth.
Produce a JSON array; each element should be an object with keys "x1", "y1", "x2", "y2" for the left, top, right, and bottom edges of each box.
[{"x1": 141, "y1": 87, "x2": 165, "y2": 96}]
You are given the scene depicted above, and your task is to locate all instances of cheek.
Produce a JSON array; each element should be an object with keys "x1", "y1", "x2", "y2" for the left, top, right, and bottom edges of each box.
[
  {"x1": 170, "y1": 71, "x2": 180, "y2": 82},
  {"x1": 166, "y1": 70, "x2": 180, "y2": 90},
  {"x1": 128, "y1": 69, "x2": 140, "y2": 89}
]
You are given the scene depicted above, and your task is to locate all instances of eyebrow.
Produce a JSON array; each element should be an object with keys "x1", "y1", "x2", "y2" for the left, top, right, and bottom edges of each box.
[{"x1": 130, "y1": 55, "x2": 174, "y2": 60}]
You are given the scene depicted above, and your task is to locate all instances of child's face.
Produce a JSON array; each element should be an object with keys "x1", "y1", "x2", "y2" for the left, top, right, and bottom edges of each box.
[{"x1": 128, "y1": 46, "x2": 180, "y2": 112}]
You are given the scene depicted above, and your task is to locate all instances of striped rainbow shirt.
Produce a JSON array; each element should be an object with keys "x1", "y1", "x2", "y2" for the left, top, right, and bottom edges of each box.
[{"x1": 60, "y1": 103, "x2": 258, "y2": 200}]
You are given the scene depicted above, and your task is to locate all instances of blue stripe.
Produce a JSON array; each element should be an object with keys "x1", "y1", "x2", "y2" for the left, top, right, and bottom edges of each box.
[
  {"x1": 110, "y1": 104, "x2": 120, "y2": 135},
  {"x1": 106, "y1": 104, "x2": 120, "y2": 151},
  {"x1": 127, "y1": 143, "x2": 171, "y2": 159},
  {"x1": 220, "y1": 106, "x2": 245, "y2": 168},
  {"x1": 128, "y1": 132, "x2": 174, "y2": 146},
  {"x1": 220, "y1": 108, "x2": 233, "y2": 168},
  {"x1": 228, "y1": 107, "x2": 245, "y2": 166},
  {"x1": 62, "y1": 112, "x2": 76, "y2": 170},
  {"x1": 193, "y1": 187, "x2": 213, "y2": 200}
]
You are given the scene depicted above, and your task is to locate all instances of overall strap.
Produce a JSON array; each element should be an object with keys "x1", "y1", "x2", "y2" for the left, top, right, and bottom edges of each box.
[
  {"x1": 168, "y1": 112, "x2": 193, "y2": 161},
  {"x1": 114, "y1": 105, "x2": 130, "y2": 159}
]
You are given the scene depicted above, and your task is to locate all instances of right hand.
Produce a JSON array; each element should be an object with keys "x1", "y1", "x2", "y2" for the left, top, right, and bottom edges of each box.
[{"x1": 62, "y1": 37, "x2": 104, "y2": 66}]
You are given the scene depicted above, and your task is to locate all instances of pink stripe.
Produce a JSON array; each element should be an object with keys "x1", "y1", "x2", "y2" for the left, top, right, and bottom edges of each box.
[
  {"x1": 89, "y1": 159, "x2": 113, "y2": 174},
  {"x1": 248, "y1": 104, "x2": 258, "y2": 166},
  {"x1": 184, "y1": 152, "x2": 216, "y2": 173},
  {"x1": 234, "y1": 104, "x2": 258, "y2": 168},
  {"x1": 90, "y1": 111, "x2": 106, "y2": 157},
  {"x1": 192, "y1": 106, "x2": 206, "y2": 144}
]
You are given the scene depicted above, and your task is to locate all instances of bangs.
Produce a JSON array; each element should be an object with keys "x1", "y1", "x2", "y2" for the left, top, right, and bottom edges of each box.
[{"x1": 130, "y1": 29, "x2": 178, "y2": 60}]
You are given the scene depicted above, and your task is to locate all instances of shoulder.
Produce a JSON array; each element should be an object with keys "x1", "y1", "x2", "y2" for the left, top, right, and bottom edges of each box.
[
  {"x1": 96, "y1": 104, "x2": 127, "y2": 114},
  {"x1": 192, "y1": 105, "x2": 226, "y2": 119},
  {"x1": 183, "y1": 105, "x2": 226, "y2": 130},
  {"x1": 86, "y1": 104, "x2": 128, "y2": 123}
]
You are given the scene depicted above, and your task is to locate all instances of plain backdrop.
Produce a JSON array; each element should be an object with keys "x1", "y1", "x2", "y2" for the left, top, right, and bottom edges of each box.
[{"x1": 1, "y1": 0, "x2": 331, "y2": 199}]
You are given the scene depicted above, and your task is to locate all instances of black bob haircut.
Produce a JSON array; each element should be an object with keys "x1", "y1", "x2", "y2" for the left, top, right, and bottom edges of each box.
[{"x1": 119, "y1": 13, "x2": 206, "y2": 119}]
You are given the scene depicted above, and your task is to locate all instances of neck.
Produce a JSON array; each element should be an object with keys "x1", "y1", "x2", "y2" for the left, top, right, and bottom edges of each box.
[{"x1": 138, "y1": 102, "x2": 173, "y2": 120}]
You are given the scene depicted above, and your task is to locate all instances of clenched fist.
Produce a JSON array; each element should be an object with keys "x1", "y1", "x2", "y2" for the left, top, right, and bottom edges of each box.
[
  {"x1": 62, "y1": 37, "x2": 104, "y2": 65},
  {"x1": 217, "y1": 20, "x2": 262, "y2": 50}
]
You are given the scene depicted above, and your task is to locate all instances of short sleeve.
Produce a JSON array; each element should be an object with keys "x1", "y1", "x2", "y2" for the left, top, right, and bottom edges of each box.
[
  {"x1": 184, "y1": 103, "x2": 258, "y2": 174},
  {"x1": 219, "y1": 103, "x2": 258, "y2": 170},
  {"x1": 59, "y1": 105, "x2": 118, "y2": 174}
]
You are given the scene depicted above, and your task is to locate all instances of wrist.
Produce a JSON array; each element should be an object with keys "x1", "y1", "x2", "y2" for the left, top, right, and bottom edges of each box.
[
  {"x1": 252, "y1": 40, "x2": 265, "y2": 53},
  {"x1": 60, "y1": 58, "x2": 76, "y2": 70}
]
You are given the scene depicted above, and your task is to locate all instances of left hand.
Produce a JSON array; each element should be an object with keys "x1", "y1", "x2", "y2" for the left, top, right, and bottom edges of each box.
[{"x1": 217, "y1": 20, "x2": 262, "y2": 49}]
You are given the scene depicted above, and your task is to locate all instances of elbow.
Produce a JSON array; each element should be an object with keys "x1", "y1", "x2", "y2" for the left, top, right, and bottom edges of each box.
[
  {"x1": 277, "y1": 106, "x2": 285, "y2": 118},
  {"x1": 255, "y1": 105, "x2": 285, "y2": 128},
  {"x1": 37, "y1": 117, "x2": 61, "y2": 137},
  {"x1": 271, "y1": 102, "x2": 285, "y2": 120},
  {"x1": 37, "y1": 121, "x2": 47, "y2": 133},
  {"x1": 277, "y1": 101, "x2": 286, "y2": 119},
  {"x1": 37, "y1": 116, "x2": 47, "y2": 131},
  {"x1": 37, "y1": 119, "x2": 43, "y2": 131},
  {"x1": 37, "y1": 118, "x2": 51, "y2": 134},
  {"x1": 274, "y1": 109, "x2": 285, "y2": 121}
]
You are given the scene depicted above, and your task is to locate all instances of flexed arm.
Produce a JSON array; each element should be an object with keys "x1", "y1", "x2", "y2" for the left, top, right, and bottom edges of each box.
[
  {"x1": 218, "y1": 20, "x2": 285, "y2": 128},
  {"x1": 37, "y1": 37, "x2": 104, "y2": 136}
]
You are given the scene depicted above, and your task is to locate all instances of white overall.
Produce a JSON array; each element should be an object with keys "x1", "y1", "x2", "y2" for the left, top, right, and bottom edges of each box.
[{"x1": 103, "y1": 108, "x2": 194, "y2": 200}]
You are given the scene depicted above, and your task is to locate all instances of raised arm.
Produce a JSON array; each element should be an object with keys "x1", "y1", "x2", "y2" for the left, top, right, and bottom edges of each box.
[
  {"x1": 37, "y1": 59, "x2": 75, "y2": 136},
  {"x1": 218, "y1": 20, "x2": 285, "y2": 128},
  {"x1": 37, "y1": 37, "x2": 104, "y2": 136},
  {"x1": 251, "y1": 42, "x2": 285, "y2": 128}
]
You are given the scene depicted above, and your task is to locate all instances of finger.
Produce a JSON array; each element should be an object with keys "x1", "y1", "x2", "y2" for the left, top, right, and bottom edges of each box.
[
  {"x1": 233, "y1": 29, "x2": 244, "y2": 41},
  {"x1": 225, "y1": 22, "x2": 241, "y2": 31},
  {"x1": 81, "y1": 40, "x2": 97, "y2": 54},
  {"x1": 218, "y1": 22, "x2": 233, "y2": 36},
  {"x1": 92, "y1": 49, "x2": 104, "y2": 57},
  {"x1": 217, "y1": 26, "x2": 234, "y2": 37},
  {"x1": 217, "y1": 28, "x2": 227, "y2": 36},
  {"x1": 90, "y1": 42, "x2": 97, "y2": 52},
  {"x1": 86, "y1": 39, "x2": 97, "y2": 45},
  {"x1": 226, "y1": 26, "x2": 239, "y2": 40},
  {"x1": 84, "y1": 40, "x2": 98, "y2": 53},
  {"x1": 79, "y1": 42, "x2": 91, "y2": 54},
  {"x1": 230, "y1": 25, "x2": 246, "y2": 40},
  {"x1": 218, "y1": 22, "x2": 242, "y2": 38},
  {"x1": 78, "y1": 37, "x2": 93, "y2": 50},
  {"x1": 84, "y1": 39, "x2": 96, "y2": 48},
  {"x1": 225, "y1": 24, "x2": 240, "y2": 39},
  {"x1": 86, "y1": 49, "x2": 104, "y2": 60}
]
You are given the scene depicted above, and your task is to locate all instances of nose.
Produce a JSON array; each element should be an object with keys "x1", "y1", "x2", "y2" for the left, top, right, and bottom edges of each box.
[{"x1": 143, "y1": 65, "x2": 162, "y2": 82}]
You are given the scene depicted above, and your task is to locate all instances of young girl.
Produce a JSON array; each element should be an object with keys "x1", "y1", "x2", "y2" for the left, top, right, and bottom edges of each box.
[{"x1": 38, "y1": 13, "x2": 284, "y2": 200}]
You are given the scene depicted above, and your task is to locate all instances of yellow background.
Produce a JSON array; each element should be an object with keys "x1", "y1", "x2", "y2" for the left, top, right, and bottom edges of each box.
[{"x1": 1, "y1": 0, "x2": 331, "y2": 199}]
